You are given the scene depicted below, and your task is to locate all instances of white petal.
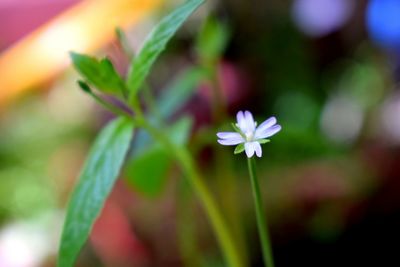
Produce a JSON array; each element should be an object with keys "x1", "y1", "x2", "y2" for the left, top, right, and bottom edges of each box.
[
  {"x1": 218, "y1": 138, "x2": 244, "y2": 146},
  {"x1": 255, "y1": 124, "x2": 281, "y2": 139},
  {"x1": 256, "y1": 117, "x2": 277, "y2": 134},
  {"x1": 253, "y1": 142, "x2": 262, "y2": 157},
  {"x1": 236, "y1": 111, "x2": 246, "y2": 132},
  {"x1": 217, "y1": 132, "x2": 242, "y2": 139},
  {"x1": 244, "y1": 111, "x2": 256, "y2": 132},
  {"x1": 244, "y1": 142, "x2": 255, "y2": 157}
]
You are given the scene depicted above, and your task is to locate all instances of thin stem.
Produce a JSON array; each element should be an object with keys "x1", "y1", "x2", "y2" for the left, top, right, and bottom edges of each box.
[
  {"x1": 134, "y1": 117, "x2": 243, "y2": 267},
  {"x1": 247, "y1": 157, "x2": 275, "y2": 267},
  {"x1": 85, "y1": 90, "x2": 132, "y2": 118}
]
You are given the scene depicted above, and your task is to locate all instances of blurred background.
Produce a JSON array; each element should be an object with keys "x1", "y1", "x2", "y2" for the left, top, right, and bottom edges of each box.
[{"x1": 1, "y1": 0, "x2": 400, "y2": 266}]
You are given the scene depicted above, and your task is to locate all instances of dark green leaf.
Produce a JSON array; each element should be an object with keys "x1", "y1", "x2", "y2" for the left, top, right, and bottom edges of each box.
[
  {"x1": 126, "y1": 0, "x2": 204, "y2": 97},
  {"x1": 125, "y1": 117, "x2": 192, "y2": 197},
  {"x1": 58, "y1": 117, "x2": 134, "y2": 267},
  {"x1": 234, "y1": 143, "x2": 245, "y2": 154},
  {"x1": 77, "y1": 80, "x2": 92, "y2": 93},
  {"x1": 70, "y1": 52, "x2": 125, "y2": 95}
]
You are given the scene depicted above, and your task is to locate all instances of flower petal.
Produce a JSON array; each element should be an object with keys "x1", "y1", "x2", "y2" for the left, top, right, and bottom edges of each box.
[
  {"x1": 255, "y1": 124, "x2": 281, "y2": 139},
  {"x1": 217, "y1": 132, "x2": 242, "y2": 139},
  {"x1": 218, "y1": 138, "x2": 244, "y2": 146},
  {"x1": 244, "y1": 142, "x2": 255, "y2": 158},
  {"x1": 236, "y1": 111, "x2": 246, "y2": 132},
  {"x1": 256, "y1": 117, "x2": 277, "y2": 134},
  {"x1": 253, "y1": 142, "x2": 262, "y2": 157},
  {"x1": 244, "y1": 111, "x2": 256, "y2": 132}
]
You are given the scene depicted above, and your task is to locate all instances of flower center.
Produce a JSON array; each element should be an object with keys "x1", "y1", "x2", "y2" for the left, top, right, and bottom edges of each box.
[{"x1": 245, "y1": 131, "x2": 254, "y2": 142}]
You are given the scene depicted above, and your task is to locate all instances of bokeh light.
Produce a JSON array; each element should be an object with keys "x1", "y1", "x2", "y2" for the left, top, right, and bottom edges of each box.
[
  {"x1": 292, "y1": 0, "x2": 355, "y2": 37},
  {"x1": 381, "y1": 91, "x2": 400, "y2": 144},
  {"x1": 367, "y1": 0, "x2": 400, "y2": 49},
  {"x1": 321, "y1": 94, "x2": 364, "y2": 144}
]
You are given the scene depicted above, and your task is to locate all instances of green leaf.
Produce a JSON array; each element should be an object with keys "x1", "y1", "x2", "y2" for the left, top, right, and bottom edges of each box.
[
  {"x1": 258, "y1": 139, "x2": 270, "y2": 144},
  {"x1": 70, "y1": 52, "x2": 126, "y2": 95},
  {"x1": 196, "y1": 15, "x2": 230, "y2": 64},
  {"x1": 126, "y1": 0, "x2": 204, "y2": 96},
  {"x1": 58, "y1": 117, "x2": 134, "y2": 267},
  {"x1": 234, "y1": 143, "x2": 245, "y2": 154},
  {"x1": 125, "y1": 146, "x2": 169, "y2": 197},
  {"x1": 125, "y1": 117, "x2": 192, "y2": 197}
]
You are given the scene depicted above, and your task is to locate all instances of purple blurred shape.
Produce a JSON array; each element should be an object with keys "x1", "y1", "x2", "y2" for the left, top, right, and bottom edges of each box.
[{"x1": 292, "y1": 0, "x2": 354, "y2": 37}]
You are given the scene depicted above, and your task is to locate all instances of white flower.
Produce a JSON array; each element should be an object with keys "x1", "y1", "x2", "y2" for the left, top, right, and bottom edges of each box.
[{"x1": 217, "y1": 111, "x2": 281, "y2": 158}]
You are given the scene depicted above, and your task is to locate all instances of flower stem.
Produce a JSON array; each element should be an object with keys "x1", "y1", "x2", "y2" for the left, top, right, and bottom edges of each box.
[
  {"x1": 134, "y1": 117, "x2": 242, "y2": 267},
  {"x1": 247, "y1": 157, "x2": 275, "y2": 267}
]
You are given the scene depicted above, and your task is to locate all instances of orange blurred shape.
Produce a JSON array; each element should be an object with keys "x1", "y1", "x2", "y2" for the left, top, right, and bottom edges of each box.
[{"x1": 0, "y1": 0, "x2": 162, "y2": 107}]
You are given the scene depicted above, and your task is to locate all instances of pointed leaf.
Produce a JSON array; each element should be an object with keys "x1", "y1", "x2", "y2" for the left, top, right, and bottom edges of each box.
[
  {"x1": 234, "y1": 143, "x2": 245, "y2": 154},
  {"x1": 58, "y1": 117, "x2": 134, "y2": 267},
  {"x1": 77, "y1": 80, "x2": 92, "y2": 93},
  {"x1": 258, "y1": 139, "x2": 270, "y2": 144},
  {"x1": 126, "y1": 0, "x2": 204, "y2": 97},
  {"x1": 70, "y1": 52, "x2": 125, "y2": 95}
]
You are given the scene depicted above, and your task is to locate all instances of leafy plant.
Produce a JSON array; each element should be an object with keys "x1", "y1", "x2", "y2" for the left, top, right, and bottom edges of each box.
[{"x1": 57, "y1": 1, "x2": 243, "y2": 267}]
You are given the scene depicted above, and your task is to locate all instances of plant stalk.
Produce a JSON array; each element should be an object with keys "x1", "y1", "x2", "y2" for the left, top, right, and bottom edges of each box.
[
  {"x1": 247, "y1": 157, "x2": 275, "y2": 267},
  {"x1": 134, "y1": 117, "x2": 243, "y2": 267}
]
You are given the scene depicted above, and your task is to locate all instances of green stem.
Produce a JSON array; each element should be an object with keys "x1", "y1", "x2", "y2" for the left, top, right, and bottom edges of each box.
[
  {"x1": 125, "y1": 86, "x2": 143, "y2": 118},
  {"x1": 85, "y1": 90, "x2": 132, "y2": 118},
  {"x1": 134, "y1": 117, "x2": 242, "y2": 267},
  {"x1": 247, "y1": 157, "x2": 275, "y2": 267}
]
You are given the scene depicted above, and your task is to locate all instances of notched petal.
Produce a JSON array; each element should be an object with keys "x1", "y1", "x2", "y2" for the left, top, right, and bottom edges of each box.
[
  {"x1": 253, "y1": 142, "x2": 262, "y2": 157},
  {"x1": 218, "y1": 138, "x2": 244, "y2": 146},
  {"x1": 244, "y1": 111, "x2": 255, "y2": 132},
  {"x1": 255, "y1": 124, "x2": 281, "y2": 139},
  {"x1": 257, "y1": 117, "x2": 277, "y2": 133},
  {"x1": 244, "y1": 142, "x2": 255, "y2": 158},
  {"x1": 217, "y1": 132, "x2": 242, "y2": 139}
]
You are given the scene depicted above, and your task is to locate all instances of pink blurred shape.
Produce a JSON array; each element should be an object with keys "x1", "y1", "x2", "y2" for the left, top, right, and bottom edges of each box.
[
  {"x1": 0, "y1": 0, "x2": 81, "y2": 50},
  {"x1": 90, "y1": 183, "x2": 150, "y2": 267}
]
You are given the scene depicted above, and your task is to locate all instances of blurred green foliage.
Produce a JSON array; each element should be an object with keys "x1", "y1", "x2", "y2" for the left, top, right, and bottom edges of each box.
[
  {"x1": 197, "y1": 16, "x2": 230, "y2": 65},
  {"x1": 125, "y1": 117, "x2": 192, "y2": 197},
  {"x1": 0, "y1": 94, "x2": 90, "y2": 221}
]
